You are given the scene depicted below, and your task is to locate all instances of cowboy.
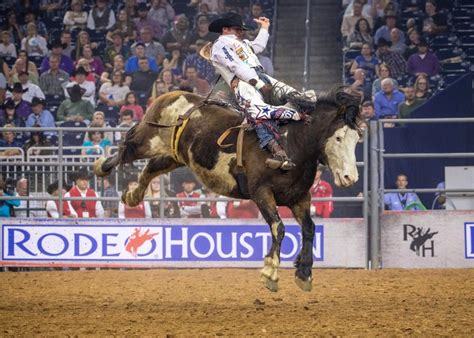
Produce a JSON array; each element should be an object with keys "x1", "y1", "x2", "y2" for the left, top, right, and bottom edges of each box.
[
  {"x1": 65, "y1": 168, "x2": 104, "y2": 218},
  {"x1": 208, "y1": 13, "x2": 315, "y2": 170}
]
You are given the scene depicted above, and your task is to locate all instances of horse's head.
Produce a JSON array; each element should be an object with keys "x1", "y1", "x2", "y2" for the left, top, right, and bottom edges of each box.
[{"x1": 314, "y1": 87, "x2": 362, "y2": 188}]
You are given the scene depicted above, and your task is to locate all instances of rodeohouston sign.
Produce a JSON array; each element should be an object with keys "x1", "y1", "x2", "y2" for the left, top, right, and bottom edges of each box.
[{"x1": 0, "y1": 219, "x2": 367, "y2": 268}]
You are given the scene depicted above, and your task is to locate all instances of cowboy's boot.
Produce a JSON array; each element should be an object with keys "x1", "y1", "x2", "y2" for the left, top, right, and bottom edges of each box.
[{"x1": 265, "y1": 139, "x2": 296, "y2": 171}]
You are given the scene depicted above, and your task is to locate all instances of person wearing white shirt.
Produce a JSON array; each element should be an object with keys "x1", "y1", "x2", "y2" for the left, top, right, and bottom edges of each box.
[
  {"x1": 20, "y1": 23, "x2": 48, "y2": 57},
  {"x1": 5, "y1": 71, "x2": 46, "y2": 103},
  {"x1": 65, "y1": 66, "x2": 96, "y2": 106},
  {"x1": 64, "y1": 169, "x2": 104, "y2": 218},
  {"x1": 0, "y1": 31, "x2": 17, "y2": 58}
]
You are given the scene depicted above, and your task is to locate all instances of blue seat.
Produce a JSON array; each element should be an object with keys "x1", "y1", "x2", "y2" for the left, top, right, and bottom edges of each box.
[
  {"x1": 45, "y1": 94, "x2": 65, "y2": 107},
  {"x1": 344, "y1": 50, "x2": 360, "y2": 61},
  {"x1": 443, "y1": 73, "x2": 464, "y2": 86},
  {"x1": 441, "y1": 62, "x2": 470, "y2": 74},
  {"x1": 3, "y1": 56, "x2": 15, "y2": 67},
  {"x1": 435, "y1": 48, "x2": 462, "y2": 61},
  {"x1": 30, "y1": 55, "x2": 44, "y2": 68},
  {"x1": 136, "y1": 91, "x2": 150, "y2": 107},
  {"x1": 461, "y1": 35, "x2": 474, "y2": 47},
  {"x1": 61, "y1": 121, "x2": 87, "y2": 156},
  {"x1": 96, "y1": 103, "x2": 120, "y2": 123}
]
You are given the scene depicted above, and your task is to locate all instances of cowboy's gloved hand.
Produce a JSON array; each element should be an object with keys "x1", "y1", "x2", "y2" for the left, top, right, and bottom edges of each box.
[{"x1": 298, "y1": 112, "x2": 312, "y2": 126}]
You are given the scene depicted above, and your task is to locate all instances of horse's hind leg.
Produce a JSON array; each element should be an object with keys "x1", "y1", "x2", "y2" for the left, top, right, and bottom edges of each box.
[
  {"x1": 254, "y1": 188, "x2": 285, "y2": 292},
  {"x1": 290, "y1": 193, "x2": 315, "y2": 292},
  {"x1": 123, "y1": 155, "x2": 181, "y2": 207},
  {"x1": 94, "y1": 154, "x2": 120, "y2": 177}
]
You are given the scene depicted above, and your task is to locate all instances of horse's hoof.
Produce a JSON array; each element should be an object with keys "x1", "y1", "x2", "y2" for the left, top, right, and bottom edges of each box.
[
  {"x1": 295, "y1": 276, "x2": 313, "y2": 292},
  {"x1": 261, "y1": 275, "x2": 279, "y2": 292},
  {"x1": 94, "y1": 157, "x2": 110, "y2": 177}
]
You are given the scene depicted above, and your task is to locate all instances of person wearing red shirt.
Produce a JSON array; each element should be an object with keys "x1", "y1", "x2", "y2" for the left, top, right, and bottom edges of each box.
[
  {"x1": 65, "y1": 168, "x2": 104, "y2": 218},
  {"x1": 227, "y1": 200, "x2": 260, "y2": 219},
  {"x1": 46, "y1": 180, "x2": 74, "y2": 218},
  {"x1": 278, "y1": 165, "x2": 333, "y2": 218},
  {"x1": 119, "y1": 177, "x2": 151, "y2": 218},
  {"x1": 176, "y1": 177, "x2": 203, "y2": 218}
]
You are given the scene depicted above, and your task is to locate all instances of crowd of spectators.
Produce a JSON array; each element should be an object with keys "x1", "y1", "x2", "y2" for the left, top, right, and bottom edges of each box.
[
  {"x1": 342, "y1": 0, "x2": 472, "y2": 122},
  {"x1": 0, "y1": 0, "x2": 280, "y2": 218}
]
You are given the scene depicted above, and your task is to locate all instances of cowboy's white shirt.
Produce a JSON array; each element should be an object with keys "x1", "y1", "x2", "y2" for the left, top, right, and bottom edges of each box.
[{"x1": 210, "y1": 29, "x2": 269, "y2": 86}]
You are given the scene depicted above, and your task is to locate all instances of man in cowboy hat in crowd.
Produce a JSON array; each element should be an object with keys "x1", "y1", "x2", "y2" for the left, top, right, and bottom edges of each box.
[
  {"x1": 57, "y1": 84, "x2": 94, "y2": 123},
  {"x1": 64, "y1": 168, "x2": 104, "y2": 218},
  {"x1": 25, "y1": 97, "x2": 56, "y2": 137},
  {"x1": 65, "y1": 66, "x2": 96, "y2": 106},
  {"x1": 6, "y1": 71, "x2": 45, "y2": 103},
  {"x1": 39, "y1": 39, "x2": 74, "y2": 75},
  {"x1": 208, "y1": 12, "x2": 315, "y2": 170},
  {"x1": 5, "y1": 83, "x2": 32, "y2": 121}
]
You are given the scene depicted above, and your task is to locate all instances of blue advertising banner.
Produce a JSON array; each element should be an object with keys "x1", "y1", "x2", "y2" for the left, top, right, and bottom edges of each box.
[
  {"x1": 2, "y1": 223, "x2": 323, "y2": 264},
  {"x1": 465, "y1": 222, "x2": 474, "y2": 259}
]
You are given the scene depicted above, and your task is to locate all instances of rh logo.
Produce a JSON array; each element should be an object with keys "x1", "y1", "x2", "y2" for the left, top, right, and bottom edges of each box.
[
  {"x1": 465, "y1": 223, "x2": 474, "y2": 259},
  {"x1": 403, "y1": 224, "x2": 438, "y2": 257}
]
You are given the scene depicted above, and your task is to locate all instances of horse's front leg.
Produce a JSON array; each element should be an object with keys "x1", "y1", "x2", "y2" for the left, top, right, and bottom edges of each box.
[
  {"x1": 254, "y1": 188, "x2": 285, "y2": 292},
  {"x1": 290, "y1": 193, "x2": 315, "y2": 292},
  {"x1": 94, "y1": 153, "x2": 120, "y2": 177}
]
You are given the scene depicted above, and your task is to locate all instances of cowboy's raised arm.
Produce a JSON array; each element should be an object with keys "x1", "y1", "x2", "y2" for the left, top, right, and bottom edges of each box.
[{"x1": 249, "y1": 17, "x2": 270, "y2": 54}]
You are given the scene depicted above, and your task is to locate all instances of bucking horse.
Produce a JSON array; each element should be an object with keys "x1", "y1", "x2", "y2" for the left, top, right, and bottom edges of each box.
[{"x1": 94, "y1": 87, "x2": 362, "y2": 292}]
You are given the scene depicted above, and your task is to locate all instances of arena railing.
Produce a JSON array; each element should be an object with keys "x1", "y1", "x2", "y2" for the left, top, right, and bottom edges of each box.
[
  {"x1": 0, "y1": 126, "x2": 371, "y2": 266},
  {"x1": 369, "y1": 117, "x2": 474, "y2": 269}
]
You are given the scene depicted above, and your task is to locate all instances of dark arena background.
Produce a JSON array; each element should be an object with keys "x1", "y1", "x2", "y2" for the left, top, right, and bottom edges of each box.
[{"x1": 0, "y1": 0, "x2": 473, "y2": 335}]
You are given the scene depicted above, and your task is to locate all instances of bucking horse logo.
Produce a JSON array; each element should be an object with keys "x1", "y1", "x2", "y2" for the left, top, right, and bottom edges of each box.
[{"x1": 125, "y1": 228, "x2": 159, "y2": 257}]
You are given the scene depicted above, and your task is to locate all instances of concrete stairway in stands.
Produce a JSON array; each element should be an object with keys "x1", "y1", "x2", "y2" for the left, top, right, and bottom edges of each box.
[{"x1": 273, "y1": 0, "x2": 343, "y2": 92}]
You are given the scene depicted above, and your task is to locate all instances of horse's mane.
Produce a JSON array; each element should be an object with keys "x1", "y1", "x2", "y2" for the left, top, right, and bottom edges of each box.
[{"x1": 286, "y1": 86, "x2": 361, "y2": 130}]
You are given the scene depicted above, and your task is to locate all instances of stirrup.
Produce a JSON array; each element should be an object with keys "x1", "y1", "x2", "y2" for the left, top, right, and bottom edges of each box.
[{"x1": 265, "y1": 158, "x2": 296, "y2": 171}]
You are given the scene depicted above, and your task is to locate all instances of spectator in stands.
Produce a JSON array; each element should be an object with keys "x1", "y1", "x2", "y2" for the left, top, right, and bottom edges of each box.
[
  {"x1": 65, "y1": 168, "x2": 104, "y2": 218},
  {"x1": 99, "y1": 70, "x2": 130, "y2": 108},
  {"x1": 101, "y1": 55, "x2": 132, "y2": 86},
  {"x1": 23, "y1": 128, "x2": 53, "y2": 156},
  {"x1": 0, "y1": 176, "x2": 20, "y2": 218},
  {"x1": 384, "y1": 173, "x2": 423, "y2": 210},
  {"x1": 190, "y1": 15, "x2": 218, "y2": 48},
  {"x1": 177, "y1": 177, "x2": 204, "y2": 218},
  {"x1": 413, "y1": 74, "x2": 432, "y2": 99},
  {"x1": 374, "y1": 12, "x2": 404, "y2": 45},
  {"x1": 145, "y1": 176, "x2": 180, "y2": 218},
  {"x1": 5, "y1": 83, "x2": 32, "y2": 121},
  {"x1": 20, "y1": 23, "x2": 48, "y2": 57},
  {"x1": 406, "y1": 38, "x2": 440, "y2": 77},
  {"x1": 73, "y1": 59, "x2": 98, "y2": 83},
  {"x1": 119, "y1": 176, "x2": 152, "y2": 219},
  {"x1": 114, "y1": 109, "x2": 135, "y2": 142},
  {"x1": 201, "y1": 189, "x2": 227, "y2": 218},
  {"x1": 8, "y1": 72, "x2": 45, "y2": 103},
  {"x1": 72, "y1": 31, "x2": 98, "y2": 62},
  {"x1": 0, "y1": 100, "x2": 25, "y2": 127},
  {"x1": 46, "y1": 180, "x2": 73, "y2": 218},
  {"x1": 21, "y1": 10, "x2": 48, "y2": 39},
  {"x1": 162, "y1": 48, "x2": 184, "y2": 78},
  {"x1": 389, "y1": 28, "x2": 406, "y2": 55},
  {"x1": 134, "y1": 3, "x2": 162, "y2": 38},
  {"x1": 77, "y1": 44, "x2": 104, "y2": 79},
  {"x1": 12, "y1": 50, "x2": 39, "y2": 85},
  {"x1": 350, "y1": 43, "x2": 379, "y2": 80},
  {"x1": 158, "y1": 69, "x2": 178, "y2": 92},
  {"x1": 148, "y1": 0, "x2": 176, "y2": 38},
  {"x1": 63, "y1": 0, "x2": 88, "y2": 31},
  {"x1": 243, "y1": 2, "x2": 264, "y2": 33},
  {"x1": 132, "y1": 27, "x2": 166, "y2": 62},
  {"x1": 372, "y1": 63, "x2": 399, "y2": 97},
  {"x1": 87, "y1": 0, "x2": 116, "y2": 31},
  {"x1": 60, "y1": 31, "x2": 75, "y2": 59},
  {"x1": 125, "y1": 43, "x2": 160, "y2": 73},
  {"x1": 57, "y1": 84, "x2": 94, "y2": 123},
  {"x1": 39, "y1": 55, "x2": 69, "y2": 97},
  {"x1": 104, "y1": 31, "x2": 130, "y2": 69},
  {"x1": 25, "y1": 97, "x2": 55, "y2": 131},
  {"x1": 374, "y1": 78, "x2": 405, "y2": 119},
  {"x1": 65, "y1": 66, "x2": 96, "y2": 106},
  {"x1": 40, "y1": 0, "x2": 64, "y2": 17},
  {"x1": 106, "y1": 9, "x2": 137, "y2": 44},
  {"x1": 309, "y1": 165, "x2": 334, "y2": 218},
  {"x1": 162, "y1": 14, "x2": 192, "y2": 54},
  {"x1": 404, "y1": 28, "x2": 421, "y2": 60},
  {"x1": 2, "y1": 11, "x2": 23, "y2": 47},
  {"x1": 85, "y1": 111, "x2": 114, "y2": 142},
  {"x1": 399, "y1": 86, "x2": 425, "y2": 119},
  {"x1": 0, "y1": 58, "x2": 9, "y2": 100},
  {"x1": 15, "y1": 178, "x2": 46, "y2": 218},
  {"x1": 40, "y1": 40, "x2": 74, "y2": 75},
  {"x1": 0, "y1": 125, "x2": 22, "y2": 156},
  {"x1": 341, "y1": 0, "x2": 373, "y2": 41},
  {"x1": 0, "y1": 31, "x2": 17, "y2": 58},
  {"x1": 180, "y1": 65, "x2": 210, "y2": 96},
  {"x1": 346, "y1": 18, "x2": 373, "y2": 50},
  {"x1": 422, "y1": 0, "x2": 447, "y2": 38},
  {"x1": 129, "y1": 58, "x2": 159, "y2": 94},
  {"x1": 121, "y1": 92, "x2": 144, "y2": 121},
  {"x1": 82, "y1": 122, "x2": 112, "y2": 156},
  {"x1": 227, "y1": 199, "x2": 259, "y2": 218},
  {"x1": 149, "y1": 79, "x2": 168, "y2": 104},
  {"x1": 375, "y1": 38, "x2": 406, "y2": 78},
  {"x1": 100, "y1": 176, "x2": 118, "y2": 218},
  {"x1": 360, "y1": 100, "x2": 375, "y2": 120},
  {"x1": 184, "y1": 39, "x2": 215, "y2": 84},
  {"x1": 348, "y1": 68, "x2": 371, "y2": 102}
]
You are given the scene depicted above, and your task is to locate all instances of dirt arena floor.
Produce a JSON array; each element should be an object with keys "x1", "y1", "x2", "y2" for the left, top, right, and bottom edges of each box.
[{"x1": 0, "y1": 268, "x2": 473, "y2": 336}]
